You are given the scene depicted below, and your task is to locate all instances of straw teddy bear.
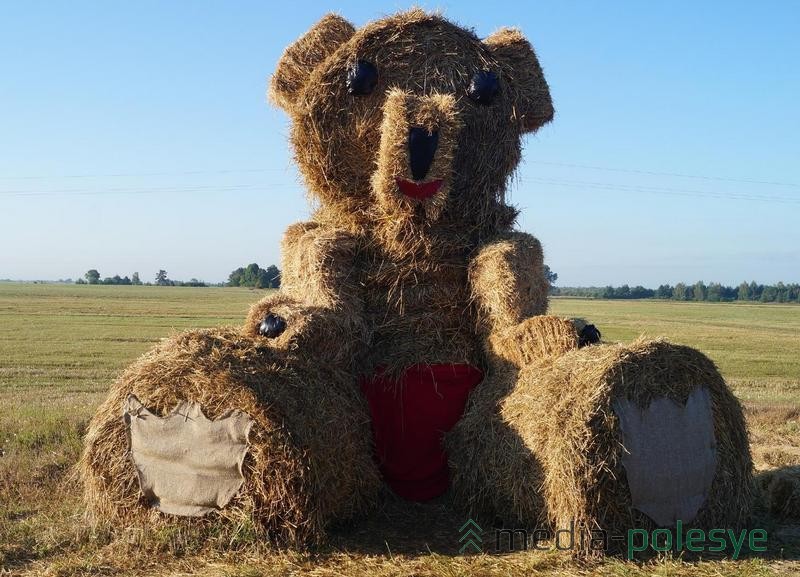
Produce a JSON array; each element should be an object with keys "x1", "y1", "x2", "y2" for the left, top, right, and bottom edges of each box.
[
  {"x1": 81, "y1": 10, "x2": 754, "y2": 552},
  {"x1": 242, "y1": 9, "x2": 580, "y2": 503}
]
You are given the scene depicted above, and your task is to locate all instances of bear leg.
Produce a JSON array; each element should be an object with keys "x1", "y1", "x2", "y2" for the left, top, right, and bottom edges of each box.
[{"x1": 79, "y1": 327, "x2": 381, "y2": 545}]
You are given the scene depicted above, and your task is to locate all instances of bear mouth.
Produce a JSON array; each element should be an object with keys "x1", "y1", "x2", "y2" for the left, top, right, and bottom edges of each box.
[{"x1": 395, "y1": 178, "x2": 443, "y2": 200}]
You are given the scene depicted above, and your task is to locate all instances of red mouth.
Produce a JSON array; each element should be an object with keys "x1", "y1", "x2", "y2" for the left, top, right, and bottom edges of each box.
[{"x1": 395, "y1": 178, "x2": 443, "y2": 200}]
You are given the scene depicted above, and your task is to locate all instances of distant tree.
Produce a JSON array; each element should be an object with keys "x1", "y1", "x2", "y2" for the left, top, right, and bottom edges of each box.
[
  {"x1": 656, "y1": 284, "x2": 674, "y2": 299},
  {"x1": 693, "y1": 281, "x2": 707, "y2": 301},
  {"x1": 749, "y1": 281, "x2": 762, "y2": 301},
  {"x1": 775, "y1": 282, "x2": 788, "y2": 303},
  {"x1": 258, "y1": 264, "x2": 281, "y2": 288},
  {"x1": 602, "y1": 285, "x2": 616, "y2": 299},
  {"x1": 737, "y1": 282, "x2": 750, "y2": 301},
  {"x1": 720, "y1": 284, "x2": 737, "y2": 301},
  {"x1": 673, "y1": 282, "x2": 687, "y2": 301},
  {"x1": 227, "y1": 267, "x2": 245, "y2": 287},
  {"x1": 788, "y1": 284, "x2": 800, "y2": 303},
  {"x1": 543, "y1": 265, "x2": 558, "y2": 286},
  {"x1": 75, "y1": 278, "x2": 87, "y2": 285},
  {"x1": 707, "y1": 282, "x2": 722, "y2": 302},
  {"x1": 131, "y1": 272, "x2": 142, "y2": 285},
  {"x1": 615, "y1": 284, "x2": 631, "y2": 299},
  {"x1": 243, "y1": 263, "x2": 260, "y2": 287},
  {"x1": 267, "y1": 264, "x2": 281, "y2": 288},
  {"x1": 228, "y1": 263, "x2": 281, "y2": 288},
  {"x1": 630, "y1": 285, "x2": 654, "y2": 299},
  {"x1": 85, "y1": 269, "x2": 100, "y2": 285},
  {"x1": 155, "y1": 270, "x2": 169, "y2": 286},
  {"x1": 760, "y1": 286, "x2": 777, "y2": 303}
]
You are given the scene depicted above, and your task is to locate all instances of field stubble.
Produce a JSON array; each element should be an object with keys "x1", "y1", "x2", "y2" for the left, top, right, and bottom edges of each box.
[{"x1": 0, "y1": 284, "x2": 798, "y2": 575}]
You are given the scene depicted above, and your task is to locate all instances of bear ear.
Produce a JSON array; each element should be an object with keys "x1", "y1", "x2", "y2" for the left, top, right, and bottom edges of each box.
[
  {"x1": 484, "y1": 28, "x2": 554, "y2": 133},
  {"x1": 269, "y1": 14, "x2": 356, "y2": 111}
]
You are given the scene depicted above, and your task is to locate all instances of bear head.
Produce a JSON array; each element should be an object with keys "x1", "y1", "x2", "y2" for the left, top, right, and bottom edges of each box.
[{"x1": 270, "y1": 10, "x2": 553, "y2": 257}]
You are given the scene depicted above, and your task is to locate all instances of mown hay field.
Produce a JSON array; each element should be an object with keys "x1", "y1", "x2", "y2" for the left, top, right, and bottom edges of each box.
[{"x1": 1, "y1": 283, "x2": 798, "y2": 576}]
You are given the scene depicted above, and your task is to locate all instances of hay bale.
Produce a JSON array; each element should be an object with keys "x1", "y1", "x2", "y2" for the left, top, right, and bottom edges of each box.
[
  {"x1": 450, "y1": 338, "x2": 754, "y2": 555},
  {"x1": 446, "y1": 315, "x2": 580, "y2": 524},
  {"x1": 485, "y1": 315, "x2": 579, "y2": 367},
  {"x1": 758, "y1": 466, "x2": 800, "y2": 521},
  {"x1": 79, "y1": 328, "x2": 380, "y2": 544},
  {"x1": 361, "y1": 262, "x2": 479, "y2": 378},
  {"x1": 468, "y1": 233, "x2": 550, "y2": 333},
  {"x1": 520, "y1": 339, "x2": 754, "y2": 552},
  {"x1": 242, "y1": 222, "x2": 369, "y2": 370}
]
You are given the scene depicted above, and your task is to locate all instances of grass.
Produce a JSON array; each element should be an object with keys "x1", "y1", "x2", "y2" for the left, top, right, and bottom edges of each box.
[
  {"x1": 0, "y1": 283, "x2": 798, "y2": 576},
  {"x1": 549, "y1": 298, "x2": 800, "y2": 398}
]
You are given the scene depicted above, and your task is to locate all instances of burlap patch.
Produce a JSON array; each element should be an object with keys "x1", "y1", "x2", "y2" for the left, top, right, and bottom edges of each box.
[
  {"x1": 124, "y1": 395, "x2": 253, "y2": 517},
  {"x1": 614, "y1": 387, "x2": 717, "y2": 526}
]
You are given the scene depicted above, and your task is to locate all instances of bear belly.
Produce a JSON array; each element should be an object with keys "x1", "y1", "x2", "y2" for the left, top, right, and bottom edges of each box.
[{"x1": 359, "y1": 363, "x2": 483, "y2": 501}]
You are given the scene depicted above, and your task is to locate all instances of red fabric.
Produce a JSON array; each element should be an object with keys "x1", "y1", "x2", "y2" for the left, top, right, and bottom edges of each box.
[
  {"x1": 395, "y1": 178, "x2": 444, "y2": 199},
  {"x1": 359, "y1": 363, "x2": 483, "y2": 501}
]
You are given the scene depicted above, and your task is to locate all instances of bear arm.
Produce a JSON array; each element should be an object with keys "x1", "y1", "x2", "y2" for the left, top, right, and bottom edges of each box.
[
  {"x1": 486, "y1": 316, "x2": 579, "y2": 367},
  {"x1": 279, "y1": 222, "x2": 362, "y2": 309},
  {"x1": 469, "y1": 232, "x2": 549, "y2": 331},
  {"x1": 243, "y1": 291, "x2": 368, "y2": 368},
  {"x1": 243, "y1": 223, "x2": 367, "y2": 365}
]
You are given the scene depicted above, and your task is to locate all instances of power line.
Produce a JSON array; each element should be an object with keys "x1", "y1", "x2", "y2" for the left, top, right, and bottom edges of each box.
[
  {"x1": 520, "y1": 177, "x2": 800, "y2": 204},
  {"x1": 1, "y1": 161, "x2": 796, "y2": 189},
  {"x1": 6, "y1": 177, "x2": 796, "y2": 204},
  {"x1": 0, "y1": 183, "x2": 300, "y2": 197},
  {"x1": 526, "y1": 160, "x2": 800, "y2": 189},
  {"x1": 521, "y1": 175, "x2": 800, "y2": 198},
  {"x1": 0, "y1": 167, "x2": 290, "y2": 181},
  {"x1": 2, "y1": 171, "x2": 797, "y2": 204}
]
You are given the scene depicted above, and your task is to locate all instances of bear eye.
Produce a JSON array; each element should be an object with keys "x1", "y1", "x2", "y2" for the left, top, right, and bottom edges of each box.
[
  {"x1": 347, "y1": 60, "x2": 379, "y2": 96},
  {"x1": 467, "y1": 70, "x2": 499, "y2": 105}
]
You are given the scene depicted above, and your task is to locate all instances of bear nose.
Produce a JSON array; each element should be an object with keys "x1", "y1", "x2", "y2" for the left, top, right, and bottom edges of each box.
[{"x1": 408, "y1": 127, "x2": 439, "y2": 181}]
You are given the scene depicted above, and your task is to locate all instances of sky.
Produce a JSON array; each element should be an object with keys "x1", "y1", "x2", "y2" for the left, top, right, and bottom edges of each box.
[{"x1": 1, "y1": 1, "x2": 798, "y2": 286}]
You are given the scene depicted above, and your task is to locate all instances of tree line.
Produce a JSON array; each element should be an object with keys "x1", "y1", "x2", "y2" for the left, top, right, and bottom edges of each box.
[
  {"x1": 77, "y1": 269, "x2": 143, "y2": 285},
  {"x1": 67, "y1": 266, "x2": 799, "y2": 303},
  {"x1": 227, "y1": 263, "x2": 280, "y2": 288},
  {"x1": 73, "y1": 264, "x2": 283, "y2": 288},
  {"x1": 77, "y1": 269, "x2": 208, "y2": 287},
  {"x1": 552, "y1": 281, "x2": 800, "y2": 303}
]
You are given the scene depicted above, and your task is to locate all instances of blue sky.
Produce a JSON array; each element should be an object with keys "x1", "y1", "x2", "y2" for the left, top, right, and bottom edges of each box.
[{"x1": 1, "y1": 1, "x2": 798, "y2": 286}]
